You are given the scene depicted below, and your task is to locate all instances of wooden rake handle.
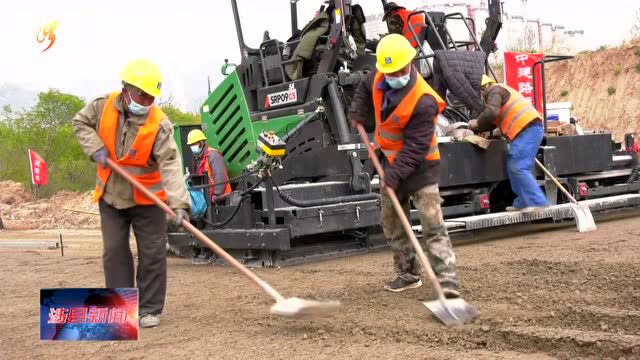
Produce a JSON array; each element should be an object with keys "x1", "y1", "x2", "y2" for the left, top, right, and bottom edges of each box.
[
  {"x1": 534, "y1": 158, "x2": 578, "y2": 204},
  {"x1": 355, "y1": 125, "x2": 447, "y2": 301},
  {"x1": 105, "y1": 158, "x2": 285, "y2": 302}
]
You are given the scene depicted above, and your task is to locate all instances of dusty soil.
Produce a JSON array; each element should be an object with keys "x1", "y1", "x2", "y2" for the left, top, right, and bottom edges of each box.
[
  {"x1": 545, "y1": 40, "x2": 640, "y2": 141},
  {"x1": 1, "y1": 213, "x2": 639, "y2": 359},
  {"x1": 0, "y1": 181, "x2": 99, "y2": 230},
  {"x1": 0, "y1": 180, "x2": 33, "y2": 205}
]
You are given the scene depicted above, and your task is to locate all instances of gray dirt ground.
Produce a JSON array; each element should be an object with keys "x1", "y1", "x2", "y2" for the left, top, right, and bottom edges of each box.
[{"x1": 1, "y1": 212, "x2": 639, "y2": 359}]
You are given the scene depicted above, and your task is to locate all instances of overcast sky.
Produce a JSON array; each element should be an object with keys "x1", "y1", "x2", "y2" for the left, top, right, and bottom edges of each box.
[{"x1": 0, "y1": 0, "x2": 637, "y2": 112}]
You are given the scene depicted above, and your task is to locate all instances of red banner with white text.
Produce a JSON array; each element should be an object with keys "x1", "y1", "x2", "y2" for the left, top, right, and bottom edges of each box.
[
  {"x1": 29, "y1": 149, "x2": 48, "y2": 185},
  {"x1": 503, "y1": 51, "x2": 544, "y2": 114}
]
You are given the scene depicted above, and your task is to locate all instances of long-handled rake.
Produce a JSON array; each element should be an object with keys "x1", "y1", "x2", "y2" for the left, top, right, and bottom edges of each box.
[
  {"x1": 534, "y1": 158, "x2": 596, "y2": 232},
  {"x1": 356, "y1": 124, "x2": 479, "y2": 326},
  {"x1": 106, "y1": 158, "x2": 340, "y2": 319}
]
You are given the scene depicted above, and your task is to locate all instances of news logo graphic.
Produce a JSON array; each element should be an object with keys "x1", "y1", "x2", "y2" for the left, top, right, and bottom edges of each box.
[
  {"x1": 36, "y1": 20, "x2": 58, "y2": 52},
  {"x1": 40, "y1": 288, "x2": 139, "y2": 341}
]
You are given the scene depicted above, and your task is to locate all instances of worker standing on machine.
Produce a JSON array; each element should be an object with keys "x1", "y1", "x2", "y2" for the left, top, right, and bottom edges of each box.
[
  {"x1": 382, "y1": 2, "x2": 434, "y2": 78},
  {"x1": 186, "y1": 129, "x2": 232, "y2": 202},
  {"x1": 72, "y1": 59, "x2": 191, "y2": 328},
  {"x1": 348, "y1": 34, "x2": 460, "y2": 297},
  {"x1": 383, "y1": 2, "x2": 427, "y2": 48},
  {"x1": 469, "y1": 75, "x2": 548, "y2": 212}
]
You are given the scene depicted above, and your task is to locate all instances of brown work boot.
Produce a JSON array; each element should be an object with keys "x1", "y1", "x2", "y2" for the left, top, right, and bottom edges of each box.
[{"x1": 384, "y1": 277, "x2": 423, "y2": 293}]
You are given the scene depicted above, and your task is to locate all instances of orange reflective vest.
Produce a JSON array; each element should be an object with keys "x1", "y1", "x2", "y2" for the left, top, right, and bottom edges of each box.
[
  {"x1": 495, "y1": 84, "x2": 542, "y2": 141},
  {"x1": 198, "y1": 147, "x2": 232, "y2": 201},
  {"x1": 394, "y1": 8, "x2": 427, "y2": 48},
  {"x1": 372, "y1": 71, "x2": 445, "y2": 164},
  {"x1": 92, "y1": 92, "x2": 167, "y2": 205}
]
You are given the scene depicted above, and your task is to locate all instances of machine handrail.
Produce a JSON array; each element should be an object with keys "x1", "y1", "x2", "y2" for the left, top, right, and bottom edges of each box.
[
  {"x1": 444, "y1": 12, "x2": 497, "y2": 80},
  {"x1": 531, "y1": 55, "x2": 575, "y2": 131},
  {"x1": 405, "y1": 10, "x2": 439, "y2": 77}
]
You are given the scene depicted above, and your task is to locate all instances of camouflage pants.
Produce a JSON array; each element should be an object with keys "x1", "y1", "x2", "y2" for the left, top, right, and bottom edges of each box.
[{"x1": 381, "y1": 183, "x2": 458, "y2": 286}]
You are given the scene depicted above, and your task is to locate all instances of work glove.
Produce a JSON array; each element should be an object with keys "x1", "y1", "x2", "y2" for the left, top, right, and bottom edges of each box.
[
  {"x1": 468, "y1": 119, "x2": 479, "y2": 131},
  {"x1": 91, "y1": 147, "x2": 109, "y2": 167},
  {"x1": 168, "y1": 209, "x2": 189, "y2": 227}
]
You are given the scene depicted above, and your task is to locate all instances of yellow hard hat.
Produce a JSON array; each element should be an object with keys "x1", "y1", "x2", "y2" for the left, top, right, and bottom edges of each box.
[
  {"x1": 481, "y1": 74, "x2": 496, "y2": 87},
  {"x1": 376, "y1": 34, "x2": 416, "y2": 74},
  {"x1": 187, "y1": 129, "x2": 207, "y2": 145},
  {"x1": 119, "y1": 59, "x2": 163, "y2": 98}
]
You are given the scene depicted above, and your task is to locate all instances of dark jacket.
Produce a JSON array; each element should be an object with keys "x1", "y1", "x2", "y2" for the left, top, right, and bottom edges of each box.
[
  {"x1": 348, "y1": 66, "x2": 440, "y2": 195},
  {"x1": 431, "y1": 50, "x2": 486, "y2": 118},
  {"x1": 475, "y1": 84, "x2": 511, "y2": 132}
]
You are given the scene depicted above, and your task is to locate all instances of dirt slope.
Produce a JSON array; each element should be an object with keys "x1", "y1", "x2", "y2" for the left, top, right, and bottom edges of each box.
[
  {"x1": 546, "y1": 40, "x2": 640, "y2": 141},
  {"x1": 2, "y1": 213, "x2": 639, "y2": 359},
  {"x1": 0, "y1": 181, "x2": 99, "y2": 230}
]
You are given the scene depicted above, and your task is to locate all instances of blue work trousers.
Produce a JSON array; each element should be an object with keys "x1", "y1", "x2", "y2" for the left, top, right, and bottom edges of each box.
[{"x1": 508, "y1": 122, "x2": 548, "y2": 208}]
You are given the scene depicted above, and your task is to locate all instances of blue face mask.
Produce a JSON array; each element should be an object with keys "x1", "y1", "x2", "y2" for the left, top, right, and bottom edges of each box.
[
  {"x1": 190, "y1": 145, "x2": 201, "y2": 155},
  {"x1": 126, "y1": 92, "x2": 151, "y2": 116},
  {"x1": 385, "y1": 74, "x2": 411, "y2": 89}
]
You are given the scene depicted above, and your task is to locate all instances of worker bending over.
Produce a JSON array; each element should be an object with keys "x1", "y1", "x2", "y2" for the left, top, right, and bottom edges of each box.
[
  {"x1": 72, "y1": 59, "x2": 191, "y2": 328},
  {"x1": 186, "y1": 129, "x2": 232, "y2": 202},
  {"x1": 469, "y1": 75, "x2": 548, "y2": 212},
  {"x1": 348, "y1": 34, "x2": 460, "y2": 297}
]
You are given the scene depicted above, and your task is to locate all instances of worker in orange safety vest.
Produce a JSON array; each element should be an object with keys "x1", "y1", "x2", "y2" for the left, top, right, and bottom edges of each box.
[
  {"x1": 383, "y1": 2, "x2": 427, "y2": 48},
  {"x1": 469, "y1": 75, "x2": 549, "y2": 213},
  {"x1": 186, "y1": 129, "x2": 232, "y2": 203},
  {"x1": 348, "y1": 34, "x2": 461, "y2": 298},
  {"x1": 72, "y1": 59, "x2": 191, "y2": 329}
]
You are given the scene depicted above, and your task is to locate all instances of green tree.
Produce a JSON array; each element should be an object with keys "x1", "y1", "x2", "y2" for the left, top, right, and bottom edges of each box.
[
  {"x1": 14, "y1": 90, "x2": 85, "y2": 167},
  {"x1": 160, "y1": 104, "x2": 201, "y2": 126},
  {"x1": 157, "y1": 95, "x2": 201, "y2": 125},
  {"x1": 0, "y1": 89, "x2": 93, "y2": 197},
  {"x1": 0, "y1": 89, "x2": 204, "y2": 197}
]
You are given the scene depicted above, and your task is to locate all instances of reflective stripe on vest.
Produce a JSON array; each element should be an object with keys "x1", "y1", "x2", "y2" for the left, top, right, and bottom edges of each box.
[
  {"x1": 199, "y1": 147, "x2": 232, "y2": 200},
  {"x1": 395, "y1": 9, "x2": 426, "y2": 48},
  {"x1": 371, "y1": 71, "x2": 445, "y2": 164},
  {"x1": 92, "y1": 92, "x2": 168, "y2": 205},
  {"x1": 496, "y1": 84, "x2": 542, "y2": 141},
  {"x1": 379, "y1": 129, "x2": 403, "y2": 142}
]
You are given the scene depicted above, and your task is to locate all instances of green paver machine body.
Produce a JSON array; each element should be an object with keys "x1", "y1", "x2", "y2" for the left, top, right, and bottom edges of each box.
[{"x1": 168, "y1": 0, "x2": 640, "y2": 266}]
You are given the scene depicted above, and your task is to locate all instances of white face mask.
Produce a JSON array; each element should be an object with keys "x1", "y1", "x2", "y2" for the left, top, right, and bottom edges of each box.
[
  {"x1": 126, "y1": 92, "x2": 151, "y2": 115},
  {"x1": 190, "y1": 145, "x2": 201, "y2": 155},
  {"x1": 385, "y1": 73, "x2": 411, "y2": 89}
]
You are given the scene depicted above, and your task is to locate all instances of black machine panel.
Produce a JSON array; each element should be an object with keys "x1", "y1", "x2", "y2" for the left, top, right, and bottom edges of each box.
[
  {"x1": 438, "y1": 140, "x2": 508, "y2": 187},
  {"x1": 176, "y1": 124, "x2": 201, "y2": 173},
  {"x1": 271, "y1": 121, "x2": 351, "y2": 184},
  {"x1": 257, "y1": 78, "x2": 310, "y2": 111},
  {"x1": 438, "y1": 134, "x2": 615, "y2": 188},
  {"x1": 426, "y1": 11, "x2": 448, "y2": 50},
  {"x1": 544, "y1": 134, "x2": 612, "y2": 176}
]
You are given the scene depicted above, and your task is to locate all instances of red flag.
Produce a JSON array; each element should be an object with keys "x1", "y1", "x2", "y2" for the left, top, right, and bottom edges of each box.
[
  {"x1": 503, "y1": 51, "x2": 544, "y2": 114},
  {"x1": 28, "y1": 149, "x2": 48, "y2": 185}
]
